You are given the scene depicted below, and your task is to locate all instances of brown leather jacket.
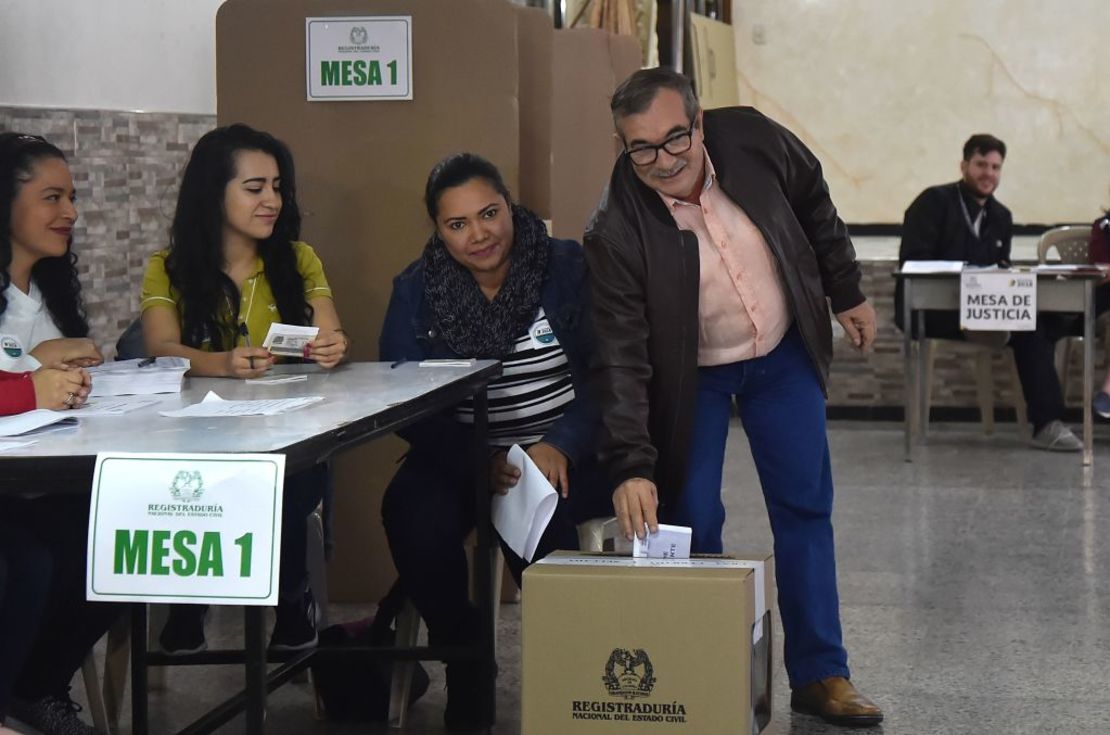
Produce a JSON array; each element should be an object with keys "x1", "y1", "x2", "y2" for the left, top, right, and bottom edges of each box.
[{"x1": 583, "y1": 107, "x2": 864, "y2": 508}]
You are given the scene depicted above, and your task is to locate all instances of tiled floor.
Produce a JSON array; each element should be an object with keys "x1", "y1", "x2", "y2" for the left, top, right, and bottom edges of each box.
[{"x1": 31, "y1": 420, "x2": 1110, "y2": 734}]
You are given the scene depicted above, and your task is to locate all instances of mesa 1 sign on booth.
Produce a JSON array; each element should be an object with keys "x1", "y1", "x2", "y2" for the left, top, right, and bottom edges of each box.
[{"x1": 306, "y1": 16, "x2": 413, "y2": 101}]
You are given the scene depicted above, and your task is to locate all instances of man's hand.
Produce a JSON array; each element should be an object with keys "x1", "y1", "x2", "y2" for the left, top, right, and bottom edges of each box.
[
  {"x1": 835, "y1": 299, "x2": 877, "y2": 352},
  {"x1": 612, "y1": 477, "x2": 659, "y2": 540}
]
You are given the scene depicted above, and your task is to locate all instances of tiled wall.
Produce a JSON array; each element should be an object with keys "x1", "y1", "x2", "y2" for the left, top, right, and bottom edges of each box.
[
  {"x1": 2, "y1": 106, "x2": 1101, "y2": 412},
  {"x1": 0, "y1": 106, "x2": 215, "y2": 356}
]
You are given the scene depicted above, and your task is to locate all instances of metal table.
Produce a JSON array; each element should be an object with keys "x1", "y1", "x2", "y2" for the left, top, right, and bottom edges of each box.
[
  {"x1": 896, "y1": 271, "x2": 1099, "y2": 466},
  {"x1": 0, "y1": 360, "x2": 502, "y2": 734}
]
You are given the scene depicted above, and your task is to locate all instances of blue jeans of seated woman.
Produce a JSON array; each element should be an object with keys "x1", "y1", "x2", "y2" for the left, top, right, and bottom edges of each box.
[
  {"x1": 382, "y1": 444, "x2": 612, "y2": 645},
  {"x1": 672, "y1": 327, "x2": 850, "y2": 689}
]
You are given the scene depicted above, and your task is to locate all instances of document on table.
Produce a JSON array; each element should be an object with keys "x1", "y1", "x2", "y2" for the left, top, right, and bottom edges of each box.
[
  {"x1": 262, "y1": 323, "x2": 319, "y2": 357},
  {"x1": 0, "y1": 409, "x2": 77, "y2": 437},
  {"x1": 245, "y1": 374, "x2": 309, "y2": 385},
  {"x1": 491, "y1": 444, "x2": 559, "y2": 562},
  {"x1": 0, "y1": 440, "x2": 36, "y2": 452},
  {"x1": 899, "y1": 260, "x2": 965, "y2": 274},
  {"x1": 158, "y1": 391, "x2": 324, "y2": 418},
  {"x1": 76, "y1": 397, "x2": 162, "y2": 416}
]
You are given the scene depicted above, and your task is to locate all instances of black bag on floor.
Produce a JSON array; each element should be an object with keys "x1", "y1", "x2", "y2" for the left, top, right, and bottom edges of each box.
[{"x1": 311, "y1": 580, "x2": 430, "y2": 721}]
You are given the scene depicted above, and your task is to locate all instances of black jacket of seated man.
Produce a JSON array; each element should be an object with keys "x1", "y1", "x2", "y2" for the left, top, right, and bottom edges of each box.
[
  {"x1": 895, "y1": 180, "x2": 1068, "y2": 433},
  {"x1": 895, "y1": 179, "x2": 1012, "y2": 334}
]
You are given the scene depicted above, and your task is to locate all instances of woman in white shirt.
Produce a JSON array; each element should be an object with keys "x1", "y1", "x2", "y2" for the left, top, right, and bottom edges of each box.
[
  {"x1": 0, "y1": 132, "x2": 115, "y2": 735},
  {"x1": 0, "y1": 133, "x2": 101, "y2": 376}
]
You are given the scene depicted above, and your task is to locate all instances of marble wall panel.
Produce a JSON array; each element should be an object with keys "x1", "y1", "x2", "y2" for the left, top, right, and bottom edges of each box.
[{"x1": 732, "y1": 0, "x2": 1109, "y2": 225}]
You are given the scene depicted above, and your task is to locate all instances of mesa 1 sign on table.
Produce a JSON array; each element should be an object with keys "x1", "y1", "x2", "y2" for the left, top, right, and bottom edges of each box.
[
  {"x1": 960, "y1": 270, "x2": 1037, "y2": 331},
  {"x1": 306, "y1": 16, "x2": 413, "y2": 101},
  {"x1": 86, "y1": 452, "x2": 284, "y2": 605}
]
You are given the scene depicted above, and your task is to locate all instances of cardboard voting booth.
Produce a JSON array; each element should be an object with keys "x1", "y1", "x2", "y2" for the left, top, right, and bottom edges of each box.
[
  {"x1": 523, "y1": 551, "x2": 774, "y2": 735},
  {"x1": 217, "y1": 0, "x2": 644, "y2": 601}
]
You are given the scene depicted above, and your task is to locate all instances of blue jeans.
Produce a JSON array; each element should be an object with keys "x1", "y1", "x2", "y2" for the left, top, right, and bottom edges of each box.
[{"x1": 672, "y1": 327, "x2": 850, "y2": 688}]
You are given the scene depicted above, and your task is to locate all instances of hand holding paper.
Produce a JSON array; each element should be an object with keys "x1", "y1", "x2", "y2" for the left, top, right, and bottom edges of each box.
[{"x1": 490, "y1": 444, "x2": 559, "y2": 562}]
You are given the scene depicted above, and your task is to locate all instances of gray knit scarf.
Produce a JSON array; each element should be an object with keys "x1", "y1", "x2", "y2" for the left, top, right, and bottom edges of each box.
[{"x1": 423, "y1": 205, "x2": 549, "y2": 359}]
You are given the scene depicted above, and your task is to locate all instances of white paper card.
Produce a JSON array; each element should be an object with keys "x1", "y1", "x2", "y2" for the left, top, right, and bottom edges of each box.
[
  {"x1": 86, "y1": 452, "x2": 284, "y2": 605},
  {"x1": 159, "y1": 391, "x2": 324, "y2": 418},
  {"x1": 491, "y1": 444, "x2": 559, "y2": 562},
  {"x1": 960, "y1": 270, "x2": 1036, "y2": 331},
  {"x1": 261, "y1": 323, "x2": 319, "y2": 357},
  {"x1": 631, "y1": 524, "x2": 692, "y2": 559}
]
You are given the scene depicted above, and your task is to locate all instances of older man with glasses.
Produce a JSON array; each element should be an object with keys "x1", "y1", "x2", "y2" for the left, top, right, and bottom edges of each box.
[{"x1": 583, "y1": 67, "x2": 882, "y2": 727}]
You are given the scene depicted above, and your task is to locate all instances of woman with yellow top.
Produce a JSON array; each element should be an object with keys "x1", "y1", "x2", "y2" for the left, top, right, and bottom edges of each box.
[{"x1": 140, "y1": 124, "x2": 349, "y2": 654}]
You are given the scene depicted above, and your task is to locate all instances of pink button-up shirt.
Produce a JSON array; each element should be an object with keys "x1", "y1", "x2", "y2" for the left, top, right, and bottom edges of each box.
[{"x1": 660, "y1": 148, "x2": 792, "y2": 366}]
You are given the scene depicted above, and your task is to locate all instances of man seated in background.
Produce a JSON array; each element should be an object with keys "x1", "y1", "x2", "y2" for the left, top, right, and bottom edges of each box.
[{"x1": 896, "y1": 134, "x2": 1080, "y2": 451}]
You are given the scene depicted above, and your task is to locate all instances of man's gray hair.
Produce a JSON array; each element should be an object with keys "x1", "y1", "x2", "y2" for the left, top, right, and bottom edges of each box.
[{"x1": 610, "y1": 67, "x2": 699, "y2": 128}]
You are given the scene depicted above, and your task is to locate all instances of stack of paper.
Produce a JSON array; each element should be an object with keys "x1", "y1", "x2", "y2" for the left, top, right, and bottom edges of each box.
[{"x1": 88, "y1": 357, "x2": 191, "y2": 397}]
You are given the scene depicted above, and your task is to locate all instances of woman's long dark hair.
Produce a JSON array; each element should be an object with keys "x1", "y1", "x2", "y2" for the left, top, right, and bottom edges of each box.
[
  {"x1": 0, "y1": 132, "x2": 89, "y2": 337},
  {"x1": 166, "y1": 124, "x2": 311, "y2": 350}
]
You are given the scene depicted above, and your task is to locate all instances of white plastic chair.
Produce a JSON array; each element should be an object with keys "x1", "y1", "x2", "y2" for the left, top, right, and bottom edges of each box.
[{"x1": 1036, "y1": 225, "x2": 1109, "y2": 400}]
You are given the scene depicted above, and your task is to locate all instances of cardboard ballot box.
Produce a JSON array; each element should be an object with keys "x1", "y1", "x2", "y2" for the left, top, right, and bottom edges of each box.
[{"x1": 522, "y1": 552, "x2": 774, "y2": 735}]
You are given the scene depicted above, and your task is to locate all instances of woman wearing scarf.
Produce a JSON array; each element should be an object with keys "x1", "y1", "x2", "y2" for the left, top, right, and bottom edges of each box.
[{"x1": 379, "y1": 153, "x2": 609, "y2": 731}]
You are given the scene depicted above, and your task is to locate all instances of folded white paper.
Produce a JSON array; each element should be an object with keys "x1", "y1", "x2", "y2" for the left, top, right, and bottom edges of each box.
[
  {"x1": 262, "y1": 323, "x2": 319, "y2": 357},
  {"x1": 0, "y1": 409, "x2": 77, "y2": 436},
  {"x1": 159, "y1": 391, "x2": 324, "y2": 418},
  {"x1": 630, "y1": 523, "x2": 693, "y2": 559},
  {"x1": 491, "y1": 444, "x2": 559, "y2": 562}
]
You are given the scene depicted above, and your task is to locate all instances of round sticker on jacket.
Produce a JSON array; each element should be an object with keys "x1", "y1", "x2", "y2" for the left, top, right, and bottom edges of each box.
[
  {"x1": 1, "y1": 335, "x2": 23, "y2": 358},
  {"x1": 530, "y1": 320, "x2": 558, "y2": 349}
]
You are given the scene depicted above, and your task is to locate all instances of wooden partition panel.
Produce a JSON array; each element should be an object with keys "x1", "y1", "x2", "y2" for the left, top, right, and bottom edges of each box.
[{"x1": 217, "y1": 0, "x2": 521, "y2": 600}]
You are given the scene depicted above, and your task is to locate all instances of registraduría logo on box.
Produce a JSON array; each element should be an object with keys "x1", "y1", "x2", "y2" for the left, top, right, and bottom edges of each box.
[
  {"x1": 603, "y1": 648, "x2": 655, "y2": 699},
  {"x1": 569, "y1": 647, "x2": 688, "y2": 724}
]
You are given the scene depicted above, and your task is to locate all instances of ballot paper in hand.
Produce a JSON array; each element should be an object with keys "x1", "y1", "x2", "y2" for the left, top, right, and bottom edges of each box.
[
  {"x1": 491, "y1": 444, "x2": 559, "y2": 562},
  {"x1": 631, "y1": 523, "x2": 693, "y2": 559},
  {"x1": 262, "y1": 323, "x2": 319, "y2": 357}
]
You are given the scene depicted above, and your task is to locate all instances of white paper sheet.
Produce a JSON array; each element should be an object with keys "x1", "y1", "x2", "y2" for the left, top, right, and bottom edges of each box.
[
  {"x1": 491, "y1": 444, "x2": 559, "y2": 562},
  {"x1": 76, "y1": 397, "x2": 162, "y2": 416},
  {"x1": 245, "y1": 374, "x2": 309, "y2": 385},
  {"x1": 261, "y1": 323, "x2": 319, "y2": 357},
  {"x1": 0, "y1": 409, "x2": 75, "y2": 436},
  {"x1": 631, "y1": 523, "x2": 693, "y2": 559},
  {"x1": 158, "y1": 391, "x2": 324, "y2": 418},
  {"x1": 899, "y1": 260, "x2": 965, "y2": 274},
  {"x1": 0, "y1": 439, "x2": 37, "y2": 451}
]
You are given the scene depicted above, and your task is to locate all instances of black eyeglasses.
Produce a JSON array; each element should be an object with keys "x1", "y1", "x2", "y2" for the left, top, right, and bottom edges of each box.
[{"x1": 625, "y1": 121, "x2": 696, "y2": 166}]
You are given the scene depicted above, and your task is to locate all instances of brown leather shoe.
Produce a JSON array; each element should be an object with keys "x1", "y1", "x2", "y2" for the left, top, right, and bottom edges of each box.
[{"x1": 790, "y1": 676, "x2": 883, "y2": 727}]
